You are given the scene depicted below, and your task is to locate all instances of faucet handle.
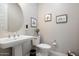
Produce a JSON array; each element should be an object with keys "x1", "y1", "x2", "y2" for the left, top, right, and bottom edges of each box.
[
  {"x1": 17, "y1": 34, "x2": 20, "y2": 37},
  {"x1": 13, "y1": 34, "x2": 16, "y2": 37},
  {"x1": 8, "y1": 34, "x2": 11, "y2": 38}
]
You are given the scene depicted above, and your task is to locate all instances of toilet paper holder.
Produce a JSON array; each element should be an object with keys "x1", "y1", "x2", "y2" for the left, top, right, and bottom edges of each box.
[{"x1": 52, "y1": 40, "x2": 57, "y2": 47}]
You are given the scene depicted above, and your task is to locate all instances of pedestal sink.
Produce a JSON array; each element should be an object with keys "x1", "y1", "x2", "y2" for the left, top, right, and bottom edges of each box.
[{"x1": 0, "y1": 35, "x2": 34, "y2": 56}]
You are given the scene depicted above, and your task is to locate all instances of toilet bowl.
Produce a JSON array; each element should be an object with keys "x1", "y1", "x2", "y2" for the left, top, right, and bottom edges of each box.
[
  {"x1": 37, "y1": 44, "x2": 51, "y2": 49},
  {"x1": 36, "y1": 43, "x2": 51, "y2": 56},
  {"x1": 32, "y1": 36, "x2": 51, "y2": 56}
]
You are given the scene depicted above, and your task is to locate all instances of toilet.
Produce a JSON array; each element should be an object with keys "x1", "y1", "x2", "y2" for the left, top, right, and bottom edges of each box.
[{"x1": 32, "y1": 36, "x2": 51, "y2": 56}]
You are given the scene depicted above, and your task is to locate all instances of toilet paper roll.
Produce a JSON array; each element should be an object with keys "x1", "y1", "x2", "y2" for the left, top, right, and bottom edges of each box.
[
  {"x1": 52, "y1": 42, "x2": 57, "y2": 46},
  {"x1": 53, "y1": 42, "x2": 56, "y2": 46}
]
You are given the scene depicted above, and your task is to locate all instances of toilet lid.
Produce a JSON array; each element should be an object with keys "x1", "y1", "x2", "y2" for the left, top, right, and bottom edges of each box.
[{"x1": 37, "y1": 44, "x2": 51, "y2": 49}]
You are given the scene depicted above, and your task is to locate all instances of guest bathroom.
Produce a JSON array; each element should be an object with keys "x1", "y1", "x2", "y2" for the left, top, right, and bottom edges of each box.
[{"x1": 0, "y1": 3, "x2": 79, "y2": 56}]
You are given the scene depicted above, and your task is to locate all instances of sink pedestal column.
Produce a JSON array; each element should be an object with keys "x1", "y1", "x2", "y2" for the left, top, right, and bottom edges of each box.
[{"x1": 12, "y1": 44, "x2": 22, "y2": 56}]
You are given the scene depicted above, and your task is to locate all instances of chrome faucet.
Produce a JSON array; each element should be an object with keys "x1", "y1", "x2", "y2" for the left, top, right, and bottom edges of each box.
[{"x1": 8, "y1": 34, "x2": 11, "y2": 38}]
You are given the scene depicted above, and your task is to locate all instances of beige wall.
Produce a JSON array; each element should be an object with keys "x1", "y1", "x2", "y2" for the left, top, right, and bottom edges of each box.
[{"x1": 38, "y1": 3, "x2": 79, "y2": 54}]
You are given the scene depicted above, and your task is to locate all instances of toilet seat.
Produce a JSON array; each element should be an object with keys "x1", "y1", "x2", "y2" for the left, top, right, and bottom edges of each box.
[{"x1": 36, "y1": 43, "x2": 51, "y2": 49}]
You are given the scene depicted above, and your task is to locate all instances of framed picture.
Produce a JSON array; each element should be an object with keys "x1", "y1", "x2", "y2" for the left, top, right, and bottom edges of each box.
[
  {"x1": 56, "y1": 14, "x2": 67, "y2": 24},
  {"x1": 31, "y1": 17, "x2": 37, "y2": 27},
  {"x1": 44, "y1": 13, "x2": 52, "y2": 22}
]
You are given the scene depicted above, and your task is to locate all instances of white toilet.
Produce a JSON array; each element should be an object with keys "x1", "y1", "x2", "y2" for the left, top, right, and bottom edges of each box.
[{"x1": 32, "y1": 36, "x2": 51, "y2": 56}]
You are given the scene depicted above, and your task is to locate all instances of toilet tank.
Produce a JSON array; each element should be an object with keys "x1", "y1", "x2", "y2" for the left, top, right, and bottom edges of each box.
[{"x1": 32, "y1": 36, "x2": 40, "y2": 46}]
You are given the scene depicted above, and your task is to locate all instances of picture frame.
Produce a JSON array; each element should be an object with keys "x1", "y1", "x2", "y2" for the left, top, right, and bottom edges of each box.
[
  {"x1": 56, "y1": 14, "x2": 67, "y2": 24},
  {"x1": 31, "y1": 17, "x2": 37, "y2": 27},
  {"x1": 44, "y1": 13, "x2": 52, "y2": 22}
]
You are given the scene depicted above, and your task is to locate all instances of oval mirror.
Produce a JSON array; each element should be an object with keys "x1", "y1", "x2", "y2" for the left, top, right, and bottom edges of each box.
[{"x1": 8, "y1": 3, "x2": 24, "y2": 32}]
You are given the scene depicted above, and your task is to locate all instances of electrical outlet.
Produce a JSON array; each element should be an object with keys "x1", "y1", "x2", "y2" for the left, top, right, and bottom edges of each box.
[{"x1": 25, "y1": 25, "x2": 28, "y2": 30}]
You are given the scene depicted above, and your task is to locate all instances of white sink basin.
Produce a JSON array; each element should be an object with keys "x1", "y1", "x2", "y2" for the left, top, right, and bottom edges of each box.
[{"x1": 0, "y1": 35, "x2": 34, "y2": 49}]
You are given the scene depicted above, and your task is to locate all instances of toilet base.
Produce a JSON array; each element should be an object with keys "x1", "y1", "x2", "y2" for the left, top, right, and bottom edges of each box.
[
  {"x1": 26, "y1": 50, "x2": 49, "y2": 56},
  {"x1": 36, "y1": 52, "x2": 49, "y2": 56}
]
